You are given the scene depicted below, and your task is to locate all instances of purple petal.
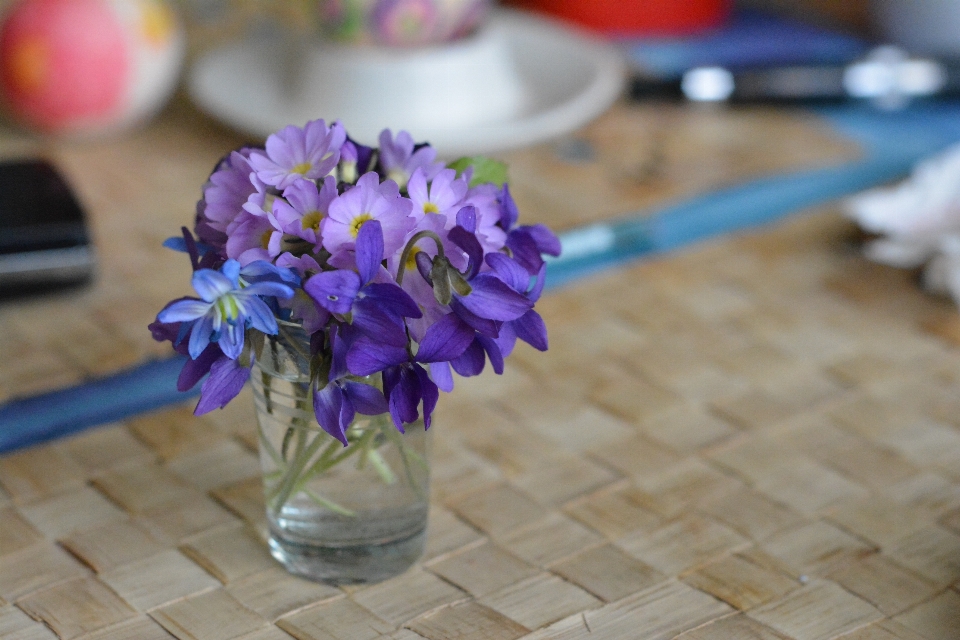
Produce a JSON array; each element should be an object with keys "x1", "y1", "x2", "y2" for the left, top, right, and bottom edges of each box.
[
  {"x1": 477, "y1": 334, "x2": 505, "y2": 374},
  {"x1": 362, "y1": 282, "x2": 422, "y2": 318},
  {"x1": 530, "y1": 263, "x2": 547, "y2": 302},
  {"x1": 415, "y1": 364, "x2": 439, "y2": 429},
  {"x1": 177, "y1": 343, "x2": 222, "y2": 391},
  {"x1": 526, "y1": 223, "x2": 562, "y2": 256},
  {"x1": 450, "y1": 299, "x2": 500, "y2": 337},
  {"x1": 457, "y1": 274, "x2": 532, "y2": 321},
  {"x1": 304, "y1": 270, "x2": 361, "y2": 314},
  {"x1": 429, "y1": 361, "x2": 454, "y2": 393},
  {"x1": 387, "y1": 366, "x2": 420, "y2": 429},
  {"x1": 498, "y1": 184, "x2": 519, "y2": 230},
  {"x1": 485, "y1": 253, "x2": 529, "y2": 293},
  {"x1": 313, "y1": 383, "x2": 348, "y2": 445},
  {"x1": 513, "y1": 310, "x2": 548, "y2": 351},
  {"x1": 505, "y1": 230, "x2": 544, "y2": 275},
  {"x1": 342, "y1": 381, "x2": 389, "y2": 415},
  {"x1": 355, "y1": 219, "x2": 384, "y2": 285},
  {"x1": 494, "y1": 320, "x2": 518, "y2": 358},
  {"x1": 346, "y1": 336, "x2": 409, "y2": 376},
  {"x1": 415, "y1": 313, "x2": 473, "y2": 363},
  {"x1": 449, "y1": 226, "x2": 483, "y2": 277},
  {"x1": 194, "y1": 356, "x2": 250, "y2": 415},
  {"x1": 352, "y1": 298, "x2": 409, "y2": 347},
  {"x1": 456, "y1": 205, "x2": 477, "y2": 233},
  {"x1": 451, "y1": 340, "x2": 486, "y2": 377}
]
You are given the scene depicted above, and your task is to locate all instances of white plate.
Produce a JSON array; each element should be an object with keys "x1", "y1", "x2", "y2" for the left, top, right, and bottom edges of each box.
[{"x1": 188, "y1": 10, "x2": 625, "y2": 156}]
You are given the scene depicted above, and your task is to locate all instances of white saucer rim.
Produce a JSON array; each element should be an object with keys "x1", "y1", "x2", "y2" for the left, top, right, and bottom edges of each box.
[{"x1": 187, "y1": 9, "x2": 626, "y2": 155}]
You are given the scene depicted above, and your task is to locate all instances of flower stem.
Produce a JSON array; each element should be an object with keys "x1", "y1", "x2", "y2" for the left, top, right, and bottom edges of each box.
[{"x1": 396, "y1": 230, "x2": 445, "y2": 286}]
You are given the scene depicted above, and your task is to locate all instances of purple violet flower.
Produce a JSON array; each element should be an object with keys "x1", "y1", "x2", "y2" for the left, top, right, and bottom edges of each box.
[
  {"x1": 497, "y1": 184, "x2": 561, "y2": 274},
  {"x1": 442, "y1": 210, "x2": 533, "y2": 333},
  {"x1": 249, "y1": 120, "x2": 347, "y2": 190},
  {"x1": 306, "y1": 220, "x2": 422, "y2": 348},
  {"x1": 157, "y1": 259, "x2": 294, "y2": 359}
]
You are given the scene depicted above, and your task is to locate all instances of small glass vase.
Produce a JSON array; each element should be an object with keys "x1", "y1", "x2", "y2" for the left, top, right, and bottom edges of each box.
[{"x1": 250, "y1": 324, "x2": 430, "y2": 584}]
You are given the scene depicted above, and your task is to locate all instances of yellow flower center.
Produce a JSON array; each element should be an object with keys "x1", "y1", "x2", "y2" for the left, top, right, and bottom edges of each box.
[
  {"x1": 291, "y1": 162, "x2": 312, "y2": 175},
  {"x1": 260, "y1": 230, "x2": 272, "y2": 249},
  {"x1": 423, "y1": 202, "x2": 439, "y2": 214},
  {"x1": 350, "y1": 214, "x2": 373, "y2": 238},
  {"x1": 406, "y1": 246, "x2": 422, "y2": 271},
  {"x1": 301, "y1": 211, "x2": 323, "y2": 232}
]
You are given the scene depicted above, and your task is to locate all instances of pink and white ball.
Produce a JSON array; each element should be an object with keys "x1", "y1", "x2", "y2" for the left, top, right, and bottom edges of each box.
[{"x1": 0, "y1": 0, "x2": 184, "y2": 136}]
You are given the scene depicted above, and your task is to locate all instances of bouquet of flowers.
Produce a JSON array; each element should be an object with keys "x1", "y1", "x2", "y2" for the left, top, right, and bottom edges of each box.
[{"x1": 150, "y1": 119, "x2": 560, "y2": 447}]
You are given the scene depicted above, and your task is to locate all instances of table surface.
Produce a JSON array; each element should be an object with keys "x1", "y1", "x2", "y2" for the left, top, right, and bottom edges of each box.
[{"x1": 2, "y1": 96, "x2": 960, "y2": 640}]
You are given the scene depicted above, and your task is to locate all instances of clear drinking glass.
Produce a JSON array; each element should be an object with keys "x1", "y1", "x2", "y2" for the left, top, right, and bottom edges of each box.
[{"x1": 251, "y1": 323, "x2": 430, "y2": 584}]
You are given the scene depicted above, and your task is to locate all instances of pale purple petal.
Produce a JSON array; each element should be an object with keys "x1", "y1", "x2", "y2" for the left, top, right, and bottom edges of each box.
[
  {"x1": 158, "y1": 299, "x2": 211, "y2": 323},
  {"x1": 192, "y1": 268, "x2": 235, "y2": 302},
  {"x1": 219, "y1": 321, "x2": 245, "y2": 360},
  {"x1": 241, "y1": 296, "x2": 279, "y2": 335},
  {"x1": 188, "y1": 314, "x2": 215, "y2": 359},
  {"x1": 429, "y1": 361, "x2": 454, "y2": 393}
]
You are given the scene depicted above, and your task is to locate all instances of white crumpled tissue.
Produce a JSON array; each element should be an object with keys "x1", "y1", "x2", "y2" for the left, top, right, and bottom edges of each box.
[{"x1": 844, "y1": 142, "x2": 960, "y2": 305}]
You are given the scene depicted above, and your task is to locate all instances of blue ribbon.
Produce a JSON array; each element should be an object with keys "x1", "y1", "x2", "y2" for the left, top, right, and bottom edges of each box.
[{"x1": 4, "y1": 103, "x2": 960, "y2": 453}]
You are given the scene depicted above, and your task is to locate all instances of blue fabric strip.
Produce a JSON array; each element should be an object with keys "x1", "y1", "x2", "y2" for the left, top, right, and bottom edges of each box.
[
  {"x1": 4, "y1": 102, "x2": 960, "y2": 454},
  {"x1": 0, "y1": 357, "x2": 198, "y2": 453}
]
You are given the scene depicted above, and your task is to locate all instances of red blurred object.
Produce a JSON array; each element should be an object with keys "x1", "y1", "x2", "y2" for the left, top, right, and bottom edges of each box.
[{"x1": 507, "y1": 0, "x2": 731, "y2": 36}]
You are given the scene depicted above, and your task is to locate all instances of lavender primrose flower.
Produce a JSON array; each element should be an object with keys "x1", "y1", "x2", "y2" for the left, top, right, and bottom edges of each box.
[
  {"x1": 273, "y1": 176, "x2": 338, "y2": 248},
  {"x1": 322, "y1": 172, "x2": 414, "y2": 263},
  {"x1": 378, "y1": 129, "x2": 445, "y2": 189},
  {"x1": 249, "y1": 120, "x2": 347, "y2": 190}
]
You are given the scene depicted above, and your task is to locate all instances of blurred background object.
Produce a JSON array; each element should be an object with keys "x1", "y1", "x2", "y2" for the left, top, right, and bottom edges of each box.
[
  {"x1": 871, "y1": 0, "x2": 960, "y2": 57},
  {"x1": 504, "y1": 0, "x2": 731, "y2": 36},
  {"x1": 0, "y1": 0, "x2": 185, "y2": 137},
  {"x1": 187, "y1": 5, "x2": 625, "y2": 156},
  {"x1": 317, "y1": 0, "x2": 492, "y2": 47}
]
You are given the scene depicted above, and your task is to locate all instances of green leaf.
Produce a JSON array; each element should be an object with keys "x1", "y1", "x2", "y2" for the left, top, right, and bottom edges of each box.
[{"x1": 448, "y1": 156, "x2": 508, "y2": 187}]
